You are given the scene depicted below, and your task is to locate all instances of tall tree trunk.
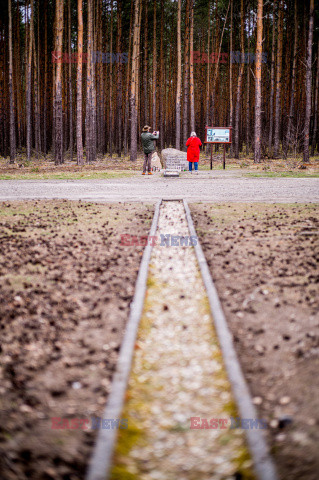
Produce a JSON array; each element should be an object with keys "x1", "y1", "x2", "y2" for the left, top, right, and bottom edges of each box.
[
  {"x1": 14, "y1": 3, "x2": 22, "y2": 149},
  {"x1": 26, "y1": 0, "x2": 34, "y2": 162},
  {"x1": 245, "y1": 0, "x2": 250, "y2": 156},
  {"x1": 268, "y1": 0, "x2": 277, "y2": 154},
  {"x1": 36, "y1": 0, "x2": 41, "y2": 155},
  {"x1": 254, "y1": 0, "x2": 263, "y2": 163},
  {"x1": 130, "y1": 0, "x2": 141, "y2": 161},
  {"x1": 143, "y1": 0, "x2": 148, "y2": 127},
  {"x1": 77, "y1": 0, "x2": 84, "y2": 165},
  {"x1": 205, "y1": 1, "x2": 211, "y2": 127},
  {"x1": 159, "y1": 0, "x2": 164, "y2": 150},
  {"x1": 68, "y1": 0, "x2": 73, "y2": 161},
  {"x1": 54, "y1": 0, "x2": 64, "y2": 165},
  {"x1": 229, "y1": 0, "x2": 233, "y2": 156},
  {"x1": 86, "y1": 0, "x2": 93, "y2": 163},
  {"x1": 311, "y1": 42, "x2": 319, "y2": 155},
  {"x1": 303, "y1": 0, "x2": 314, "y2": 163},
  {"x1": 211, "y1": 0, "x2": 230, "y2": 126},
  {"x1": 43, "y1": 0, "x2": 48, "y2": 155},
  {"x1": 189, "y1": 0, "x2": 195, "y2": 132},
  {"x1": 273, "y1": 0, "x2": 283, "y2": 158},
  {"x1": 98, "y1": 0, "x2": 104, "y2": 154},
  {"x1": 234, "y1": 0, "x2": 244, "y2": 159},
  {"x1": 284, "y1": 0, "x2": 297, "y2": 157},
  {"x1": 8, "y1": 0, "x2": 16, "y2": 163},
  {"x1": 109, "y1": 0, "x2": 113, "y2": 157},
  {"x1": 183, "y1": 0, "x2": 191, "y2": 149},
  {"x1": 175, "y1": 0, "x2": 182, "y2": 149},
  {"x1": 117, "y1": 0, "x2": 123, "y2": 156},
  {"x1": 124, "y1": 0, "x2": 134, "y2": 157},
  {"x1": 32, "y1": 19, "x2": 40, "y2": 159},
  {"x1": 135, "y1": 0, "x2": 142, "y2": 137},
  {"x1": 152, "y1": 0, "x2": 157, "y2": 129}
]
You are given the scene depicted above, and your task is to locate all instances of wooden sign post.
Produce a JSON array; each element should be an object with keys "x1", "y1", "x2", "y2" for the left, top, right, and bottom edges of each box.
[{"x1": 204, "y1": 127, "x2": 232, "y2": 170}]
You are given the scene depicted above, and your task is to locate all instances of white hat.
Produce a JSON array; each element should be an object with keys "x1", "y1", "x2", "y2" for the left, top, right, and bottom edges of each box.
[{"x1": 190, "y1": 131, "x2": 196, "y2": 137}]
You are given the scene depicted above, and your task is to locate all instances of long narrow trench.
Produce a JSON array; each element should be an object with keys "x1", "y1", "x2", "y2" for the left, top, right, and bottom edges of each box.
[{"x1": 110, "y1": 201, "x2": 254, "y2": 480}]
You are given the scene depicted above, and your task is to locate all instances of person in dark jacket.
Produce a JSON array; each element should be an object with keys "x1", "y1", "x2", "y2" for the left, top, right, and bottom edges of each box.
[
  {"x1": 141, "y1": 125, "x2": 159, "y2": 175},
  {"x1": 186, "y1": 131, "x2": 202, "y2": 172}
]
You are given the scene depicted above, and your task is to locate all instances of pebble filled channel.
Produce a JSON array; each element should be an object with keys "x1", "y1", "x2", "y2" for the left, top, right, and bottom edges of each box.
[{"x1": 110, "y1": 201, "x2": 255, "y2": 480}]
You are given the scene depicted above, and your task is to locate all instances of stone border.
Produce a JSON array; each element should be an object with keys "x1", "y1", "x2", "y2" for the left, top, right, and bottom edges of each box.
[
  {"x1": 86, "y1": 199, "x2": 162, "y2": 480},
  {"x1": 183, "y1": 199, "x2": 278, "y2": 480}
]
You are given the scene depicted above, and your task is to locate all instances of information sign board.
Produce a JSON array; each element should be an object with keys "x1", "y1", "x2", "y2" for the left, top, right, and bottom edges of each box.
[{"x1": 205, "y1": 127, "x2": 232, "y2": 144}]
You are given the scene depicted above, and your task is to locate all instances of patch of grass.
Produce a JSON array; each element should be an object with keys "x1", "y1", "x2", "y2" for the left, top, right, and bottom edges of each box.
[
  {"x1": 2, "y1": 273, "x2": 36, "y2": 291},
  {"x1": 0, "y1": 171, "x2": 135, "y2": 180},
  {"x1": 199, "y1": 163, "x2": 239, "y2": 170},
  {"x1": 245, "y1": 171, "x2": 319, "y2": 178}
]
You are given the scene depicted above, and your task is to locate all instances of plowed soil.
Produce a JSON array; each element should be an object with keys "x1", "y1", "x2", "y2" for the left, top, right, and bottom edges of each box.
[
  {"x1": 0, "y1": 200, "x2": 154, "y2": 480},
  {"x1": 190, "y1": 203, "x2": 319, "y2": 480}
]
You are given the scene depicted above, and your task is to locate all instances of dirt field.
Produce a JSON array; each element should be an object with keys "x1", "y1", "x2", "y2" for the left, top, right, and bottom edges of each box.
[
  {"x1": 190, "y1": 203, "x2": 319, "y2": 480},
  {"x1": 0, "y1": 200, "x2": 154, "y2": 480}
]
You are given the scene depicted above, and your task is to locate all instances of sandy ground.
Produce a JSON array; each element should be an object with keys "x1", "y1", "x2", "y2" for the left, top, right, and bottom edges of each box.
[
  {"x1": 190, "y1": 203, "x2": 319, "y2": 480},
  {"x1": 0, "y1": 200, "x2": 154, "y2": 480},
  {"x1": 0, "y1": 173, "x2": 318, "y2": 203}
]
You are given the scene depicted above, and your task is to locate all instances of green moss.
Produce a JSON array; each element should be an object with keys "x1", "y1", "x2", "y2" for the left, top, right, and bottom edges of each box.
[
  {"x1": 233, "y1": 446, "x2": 256, "y2": 479},
  {"x1": 146, "y1": 276, "x2": 157, "y2": 288},
  {"x1": 110, "y1": 466, "x2": 138, "y2": 480},
  {"x1": 223, "y1": 399, "x2": 239, "y2": 418},
  {"x1": 115, "y1": 422, "x2": 144, "y2": 457},
  {"x1": 199, "y1": 292, "x2": 256, "y2": 478},
  {"x1": 111, "y1": 293, "x2": 157, "y2": 474}
]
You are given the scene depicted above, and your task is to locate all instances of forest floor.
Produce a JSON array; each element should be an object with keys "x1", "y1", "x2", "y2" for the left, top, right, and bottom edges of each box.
[
  {"x1": 190, "y1": 203, "x2": 319, "y2": 480},
  {"x1": 0, "y1": 152, "x2": 318, "y2": 180},
  {"x1": 0, "y1": 200, "x2": 154, "y2": 480}
]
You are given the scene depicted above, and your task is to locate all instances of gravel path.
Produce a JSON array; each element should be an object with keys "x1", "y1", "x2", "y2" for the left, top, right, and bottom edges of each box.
[
  {"x1": 111, "y1": 202, "x2": 254, "y2": 480},
  {"x1": 0, "y1": 172, "x2": 318, "y2": 203}
]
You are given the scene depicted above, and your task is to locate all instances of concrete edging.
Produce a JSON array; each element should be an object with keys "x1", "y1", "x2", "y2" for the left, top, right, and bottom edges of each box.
[
  {"x1": 183, "y1": 199, "x2": 278, "y2": 480},
  {"x1": 86, "y1": 199, "x2": 162, "y2": 480}
]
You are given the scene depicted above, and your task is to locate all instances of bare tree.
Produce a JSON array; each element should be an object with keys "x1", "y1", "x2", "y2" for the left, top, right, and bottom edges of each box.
[
  {"x1": 130, "y1": 0, "x2": 141, "y2": 161},
  {"x1": 234, "y1": 0, "x2": 244, "y2": 159},
  {"x1": 8, "y1": 0, "x2": 16, "y2": 163},
  {"x1": 273, "y1": 0, "x2": 283, "y2": 158},
  {"x1": 152, "y1": 0, "x2": 157, "y2": 130},
  {"x1": 254, "y1": 0, "x2": 263, "y2": 163},
  {"x1": 175, "y1": 0, "x2": 182, "y2": 149},
  {"x1": 183, "y1": 0, "x2": 191, "y2": 148},
  {"x1": 268, "y1": 0, "x2": 277, "y2": 154},
  {"x1": 86, "y1": 0, "x2": 94, "y2": 163},
  {"x1": 284, "y1": 0, "x2": 298, "y2": 157},
  {"x1": 117, "y1": 0, "x2": 123, "y2": 156},
  {"x1": 229, "y1": 0, "x2": 233, "y2": 156},
  {"x1": 303, "y1": 0, "x2": 314, "y2": 163},
  {"x1": 68, "y1": 0, "x2": 73, "y2": 162},
  {"x1": 190, "y1": 0, "x2": 195, "y2": 133},
  {"x1": 311, "y1": 41, "x2": 319, "y2": 155},
  {"x1": 26, "y1": 0, "x2": 34, "y2": 161},
  {"x1": 54, "y1": 0, "x2": 64, "y2": 165},
  {"x1": 109, "y1": 0, "x2": 114, "y2": 157},
  {"x1": 76, "y1": 0, "x2": 84, "y2": 165}
]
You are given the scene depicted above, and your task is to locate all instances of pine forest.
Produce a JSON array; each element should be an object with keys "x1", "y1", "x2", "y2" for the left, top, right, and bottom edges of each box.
[{"x1": 1, "y1": 0, "x2": 318, "y2": 165}]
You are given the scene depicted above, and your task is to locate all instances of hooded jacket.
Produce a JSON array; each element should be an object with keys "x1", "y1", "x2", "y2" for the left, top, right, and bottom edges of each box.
[
  {"x1": 141, "y1": 132, "x2": 159, "y2": 154},
  {"x1": 186, "y1": 136, "x2": 202, "y2": 162}
]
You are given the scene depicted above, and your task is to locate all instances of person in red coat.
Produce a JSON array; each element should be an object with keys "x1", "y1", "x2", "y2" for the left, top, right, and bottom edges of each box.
[{"x1": 186, "y1": 132, "x2": 202, "y2": 172}]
